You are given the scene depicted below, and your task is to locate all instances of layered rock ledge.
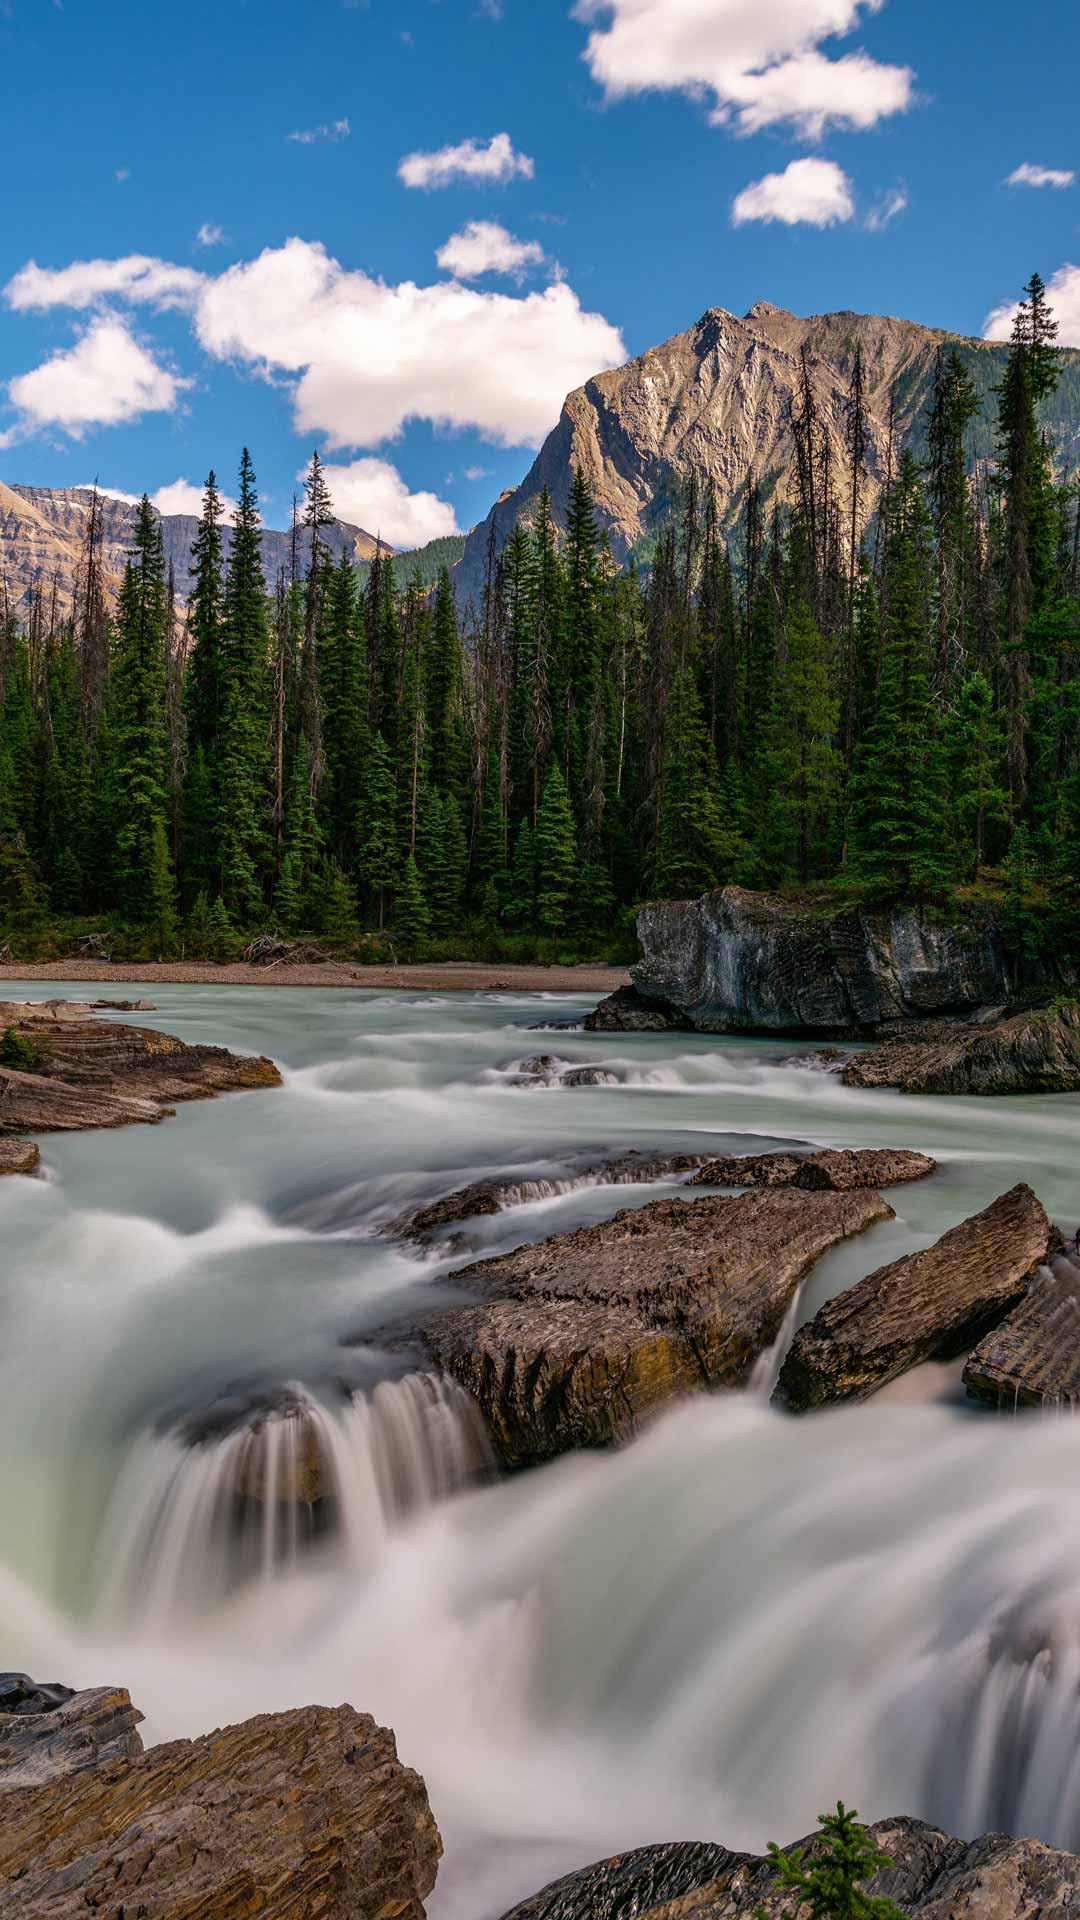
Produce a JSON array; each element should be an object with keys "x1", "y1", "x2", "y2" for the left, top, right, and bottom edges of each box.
[
  {"x1": 688, "y1": 1147, "x2": 936, "y2": 1192},
  {"x1": 0, "y1": 1001, "x2": 280, "y2": 1162},
  {"x1": 963, "y1": 1243, "x2": 1080, "y2": 1410},
  {"x1": 842, "y1": 1003, "x2": 1080, "y2": 1095},
  {"x1": 776, "y1": 1184, "x2": 1056, "y2": 1411},
  {"x1": 416, "y1": 1187, "x2": 894, "y2": 1466},
  {"x1": 0, "y1": 1680, "x2": 440, "y2": 1920},
  {"x1": 500, "y1": 1816, "x2": 1080, "y2": 1919}
]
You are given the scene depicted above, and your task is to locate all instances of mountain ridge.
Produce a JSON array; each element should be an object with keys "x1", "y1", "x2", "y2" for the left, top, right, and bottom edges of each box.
[{"x1": 452, "y1": 299, "x2": 1080, "y2": 606}]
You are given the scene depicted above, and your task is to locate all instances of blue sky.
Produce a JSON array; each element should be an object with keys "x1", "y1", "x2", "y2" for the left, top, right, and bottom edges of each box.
[{"x1": 1, "y1": 0, "x2": 1079, "y2": 545}]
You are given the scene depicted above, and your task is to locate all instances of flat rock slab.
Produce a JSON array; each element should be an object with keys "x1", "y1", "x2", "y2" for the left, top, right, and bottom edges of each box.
[
  {"x1": 963, "y1": 1247, "x2": 1080, "y2": 1410},
  {"x1": 499, "y1": 1816, "x2": 1080, "y2": 1919},
  {"x1": 391, "y1": 1151, "x2": 715, "y2": 1241},
  {"x1": 419, "y1": 1187, "x2": 893, "y2": 1466},
  {"x1": 776, "y1": 1184, "x2": 1055, "y2": 1411},
  {"x1": 0, "y1": 1700, "x2": 441, "y2": 1919},
  {"x1": 843, "y1": 1004, "x2": 1080, "y2": 1095},
  {"x1": 689, "y1": 1148, "x2": 935, "y2": 1191},
  {"x1": 0, "y1": 1006, "x2": 280, "y2": 1137}
]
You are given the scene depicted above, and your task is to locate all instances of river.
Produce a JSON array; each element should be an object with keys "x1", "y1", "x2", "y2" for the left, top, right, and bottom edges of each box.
[{"x1": 2, "y1": 983, "x2": 1079, "y2": 1917}]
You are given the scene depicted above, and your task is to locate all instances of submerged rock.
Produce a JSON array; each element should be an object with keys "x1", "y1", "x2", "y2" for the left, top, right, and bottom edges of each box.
[
  {"x1": 843, "y1": 1002, "x2": 1080, "y2": 1095},
  {"x1": 0, "y1": 1689, "x2": 440, "y2": 1919},
  {"x1": 963, "y1": 1246, "x2": 1080, "y2": 1410},
  {"x1": 390, "y1": 1150, "x2": 715, "y2": 1242},
  {"x1": 588, "y1": 886, "x2": 1067, "y2": 1036},
  {"x1": 418, "y1": 1187, "x2": 893, "y2": 1466},
  {"x1": 584, "y1": 982, "x2": 690, "y2": 1032},
  {"x1": 688, "y1": 1147, "x2": 936, "y2": 1192},
  {"x1": 500, "y1": 1816, "x2": 1080, "y2": 1918},
  {"x1": 776, "y1": 1184, "x2": 1055, "y2": 1411},
  {"x1": 0, "y1": 1003, "x2": 280, "y2": 1139}
]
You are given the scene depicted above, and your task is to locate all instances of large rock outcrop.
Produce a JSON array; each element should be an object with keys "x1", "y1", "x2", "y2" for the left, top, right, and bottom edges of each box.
[
  {"x1": 0, "y1": 1683, "x2": 441, "y2": 1920},
  {"x1": 0, "y1": 1002, "x2": 280, "y2": 1155},
  {"x1": 687, "y1": 1148, "x2": 936, "y2": 1192},
  {"x1": 0, "y1": 1679, "x2": 144, "y2": 1789},
  {"x1": 843, "y1": 1003, "x2": 1080, "y2": 1095},
  {"x1": 416, "y1": 1187, "x2": 893, "y2": 1466},
  {"x1": 500, "y1": 1817, "x2": 1080, "y2": 1919},
  {"x1": 776, "y1": 1185, "x2": 1056, "y2": 1411},
  {"x1": 591, "y1": 888, "x2": 1050, "y2": 1037},
  {"x1": 454, "y1": 301, "x2": 1080, "y2": 609}
]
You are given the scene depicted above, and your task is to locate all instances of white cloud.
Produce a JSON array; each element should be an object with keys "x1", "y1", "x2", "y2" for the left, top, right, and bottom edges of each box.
[
  {"x1": 864, "y1": 184, "x2": 907, "y2": 231},
  {"x1": 287, "y1": 117, "x2": 351, "y2": 145},
  {"x1": 81, "y1": 478, "x2": 237, "y2": 517},
  {"x1": 1006, "y1": 162, "x2": 1075, "y2": 190},
  {"x1": 984, "y1": 262, "x2": 1080, "y2": 347},
  {"x1": 5, "y1": 317, "x2": 187, "y2": 440},
  {"x1": 196, "y1": 223, "x2": 228, "y2": 249},
  {"x1": 464, "y1": 465, "x2": 490, "y2": 482},
  {"x1": 5, "y1": 254, "x2": 204, "y2": 313},
  {"x1": 311, "y1": 457, "x2": 460, "y2": 546},
  {"x1": 398, "y1": 131, "x2": 534, "y2": 190},
  {"x1": 436, "y1": 220, "x2": 546, "y2": 280},
  {"x1": 732, "y1": 157, "x2": 854, "y2": 228},
  {"x1": 574, "y1": 0, "x2": 914, "y2": 139},
  {"x1": 194, "y1": 236, "x2": 625, "y2": 448}
]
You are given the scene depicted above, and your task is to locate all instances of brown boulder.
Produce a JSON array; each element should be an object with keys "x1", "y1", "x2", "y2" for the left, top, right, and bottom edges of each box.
[
  {"x1": 0, "y1": 1138, "x2": 39, "y2": 1175},
  {"x1": 963, "y1": 1247, "x2": 1080, "y2": 1410},
  {"x1": 0, "y1": 1683, "x2": 144, "y2": 1790},
  {"x1": 420, "y1": 1187, "x2": 893, "y2": 1466},
  {"x1": 776, "y1": 1184, "x2": 1055, "y2": 1411},
  {"x1": 0, "y1": 1697, "x2": 441, "y2": 1919}
]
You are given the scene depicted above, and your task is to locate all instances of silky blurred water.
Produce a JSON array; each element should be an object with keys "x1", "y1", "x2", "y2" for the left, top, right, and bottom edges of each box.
[{"x1": 1, "y1": 982, "x2": 1078, "y2": 1918}]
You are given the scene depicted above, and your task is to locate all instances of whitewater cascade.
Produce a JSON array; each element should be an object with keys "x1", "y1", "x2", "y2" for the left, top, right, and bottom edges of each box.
[{"x1": 93, "y1": 1374, "x2": 490, "y2": 1627}]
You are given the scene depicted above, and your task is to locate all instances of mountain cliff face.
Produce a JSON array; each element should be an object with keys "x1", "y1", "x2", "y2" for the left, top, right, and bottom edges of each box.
[
  {"x1": 454, "y1": 300, "x2": 1080, "y2": 607},
  {"x1": 0, "y1": 483, "x2": 385, "y2": 618}
]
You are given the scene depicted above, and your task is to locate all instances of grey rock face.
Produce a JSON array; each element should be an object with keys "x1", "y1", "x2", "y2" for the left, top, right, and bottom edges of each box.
[
  {"x1": 843, "y1": 1003, "x2": 1080, "y2": 1095},
  {"x1": 0, "y1": 1683, "x2": 144, "y2": 1790},
  {"x1": 623, "y1": 888, "x2": 1028, "y2": 1036}
]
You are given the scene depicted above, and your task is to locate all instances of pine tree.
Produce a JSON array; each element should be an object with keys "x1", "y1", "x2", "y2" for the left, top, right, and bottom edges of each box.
[
  {"x1": 534, "y1": 763, "x2": 577, "y2": 944},
  {"x1": 208, "y1": 892, "x2": 236, "y2": 962},
  {"x1": 186, "y1": 889, "x2": 214, "y2": 957},
  {"x1": 273, "y1": 853, "x2": 301, "y2": 933},
  {"x1": 506, "y1": 818, "x2": 536, "y2": 929},
  {"x1": 105, "y1": 498, "x2": 175, "y2": 923},
  {"x1": 756, "y1": 598, "x2": 840, "y2": 885},
  {"x1": 313, "y1": 857, "x2": 358, "y2": 943},
  {"x1": 146, "y1": 818, "x2": 179, "y2": 954},
  {"x1": 944, "y1": 672, "x2": 1008, "y2": 876},
  {"x1": 216, "y1": 451, "x2": 271, "y2": 920},
  {"x1": 425, "y1": 568, "x2": 465, "y2": 799},
  {"x1": 355, "y1": 730, "x2": 398, "y2": 926},
  {"x1": 755, "y1": 1803, "x2": 904, "y2": 1920},
  {"x1": 395, "y1": 853, "x2": 431, "y2": 951},
  {"x1": 653, "y1": 669, "x2": 724, "y2": 898},
  {"x1": 322, "y1": 551, "x2": 368, "y2": 861}
]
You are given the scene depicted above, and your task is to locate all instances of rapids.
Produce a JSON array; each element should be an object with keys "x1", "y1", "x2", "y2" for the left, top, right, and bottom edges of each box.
[{"x1": 1, "y1": 981, "x2": 1079, "y2": 1918}]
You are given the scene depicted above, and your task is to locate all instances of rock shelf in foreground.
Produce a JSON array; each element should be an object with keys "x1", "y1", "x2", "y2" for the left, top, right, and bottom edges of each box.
[
  {"x1": 842, "y1": 1003, "x2": 1080, "y2": 1095},
  {"x1": 0, "y1": 1681, "x2": 440, "y2": 1920},
  {"x1": 418, "y1": 1187, "x2": 894, "y2": 1466},
  {"x1": 389, "y1": 1150, "x2": 718, "y2": 1241},
  {"x1": 776, "y1": 1184, "x2": 1056, "y2": 1411},
  {"x1": 963, "y1": 1244, "x2": 1080, "y2": 1410},
  {"x1": 0, "y1": 1001, "x2": 280, "y2": 1161},
  {"x1": 500, "y1": 1816, "x2": 1080, "y2": 1918}
]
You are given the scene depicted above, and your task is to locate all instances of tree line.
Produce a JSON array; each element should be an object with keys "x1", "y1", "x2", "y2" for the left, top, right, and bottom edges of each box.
[{"x1": 0, "y1": 272, "x2": 1077, "y2": 959}]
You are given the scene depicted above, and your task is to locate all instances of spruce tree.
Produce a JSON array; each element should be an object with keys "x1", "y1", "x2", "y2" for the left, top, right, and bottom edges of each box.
[
  {"x1": 355, "y1": 730, "x2": 398, "y2": 926},
  {"x1": 395, "y1": 853, "x2": 431, "y2": 951},
  {"x1": 105, "y1": 499, "x2": 175, "y2": 923},
  {"x1": 216, "y1": 451, "x2": 271, "y2": 920},
  {"x1": 534, "y1": 763, "x2": 577, "y2": 944}
]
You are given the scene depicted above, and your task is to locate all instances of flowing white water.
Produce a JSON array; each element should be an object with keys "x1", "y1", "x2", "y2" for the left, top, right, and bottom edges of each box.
[{"x1": 1, "y1": 983, "x2": 1079, "y2": 1918}]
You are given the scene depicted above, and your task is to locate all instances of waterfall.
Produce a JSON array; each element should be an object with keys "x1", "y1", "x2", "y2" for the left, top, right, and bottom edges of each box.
[{"x1": 93, "y1": 1374, "x2": 491, "y2": 1628}]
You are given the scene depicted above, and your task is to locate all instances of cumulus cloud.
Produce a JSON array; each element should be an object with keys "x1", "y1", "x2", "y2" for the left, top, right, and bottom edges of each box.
[
  {"x1": 984, "y1": 262, "x2": 1080, "y2": 347},
  {"x1": 4, "y1": 317, "x2": 187, "y2": 441},
  {"x1": 310, "y1": 457, "x2": 459, "y2": 546},
  {"x1": 398, "y1": 131, "x2": 534, "y2": 190},
  {"x1": 864, "y1": 184, "x2": 908, "y2": 231},
  {"x1": 732, "y1": 157, "x2": 854, "y2": 227},
  {"x1": 436, "y1": 221, "x2": 546, "y2": 280},
  {"x1": 1006, "y1": 162, "x2": 1075, "y2": 190},
  {"x1": 194, "y1": 237, "x2": 625, "y2": 448},
  {"x1": 573, "y1": 0, "x2": 914, "y2": 139},
  {"x1": 196, "y1": 223, "x2": 228, "y2": 249},
  {"x1": 5, "y1": 254, "x2": 204, "y2": 312},
  {"x1": 287, "y1": 117, "x2": 350, "y2": 145}
]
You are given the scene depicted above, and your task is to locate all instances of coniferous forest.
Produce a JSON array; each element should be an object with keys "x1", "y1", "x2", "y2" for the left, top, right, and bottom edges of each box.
[{"x1": 1, "y1": 274, "x2": 1079, "y2": 963}]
